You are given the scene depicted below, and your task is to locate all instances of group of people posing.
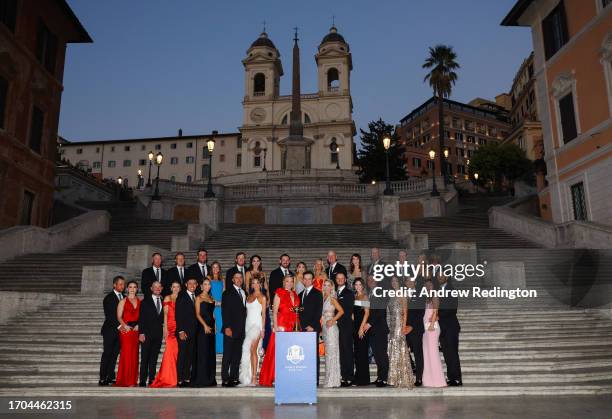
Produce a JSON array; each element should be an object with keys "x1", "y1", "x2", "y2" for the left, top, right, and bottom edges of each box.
[{"x1": 99, "y1": 248, "x2": 462, "y2": 389}]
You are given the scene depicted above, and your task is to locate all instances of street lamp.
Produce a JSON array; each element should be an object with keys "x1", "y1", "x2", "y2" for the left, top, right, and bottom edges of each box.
[
  {"x1": 137, "y1": 169, "x2": 143, "y2": 189},
  {"x1": 474, "y1": 172, "x2": 479, "y2": 181},
  {"x1": 152, "y1": 152, "x2": 163, "y2": 200},
  {"x1": 429, "y1": 149, "x2": 440, "y2": 197},
  {"x1": 205, "y1": 131, "x2": 217, "y2": 198},
  {"x1": 116, "y1": 176, "x2": 123, "y2": 201},
  {"x1": 146, "y1": 151, "x2": 154, "y2": 187},
  {"x1": 383, "y1": 135, "x2": 393, "y2": 195},
  {"x1": 262, "y1": 147, "x2": 267, "y2": 171}
]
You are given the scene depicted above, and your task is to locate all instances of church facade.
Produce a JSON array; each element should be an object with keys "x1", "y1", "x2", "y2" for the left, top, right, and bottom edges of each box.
[{"x1": 60, "y1": 26, "x2": 357, "y2": 185}]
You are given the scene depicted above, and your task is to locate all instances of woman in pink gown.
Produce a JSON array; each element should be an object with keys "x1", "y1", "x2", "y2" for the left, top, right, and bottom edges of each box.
[
  {"x1": 150, "y1": 281, "x2": 181, "y2": 388},
  {"x1": 259, "y1": 275, "x2": 299, "y2": 386},
  {"x1": 114, "y1": 281, "x2": 141, "y2": 387},
  {"x1": 422, "y1": 279, "x2": 447, "y2": 387}
]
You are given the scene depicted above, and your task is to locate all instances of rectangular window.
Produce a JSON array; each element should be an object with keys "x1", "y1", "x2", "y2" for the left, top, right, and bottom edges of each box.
[
  {"x1": 36, "y1": 21, "x2": 58, "y2": 75},
  {"x1": 0, "y1": 75, "x2": 7, "y2": 129},
  {"x1": 76, "y1": 148, "x2": 83, "y2": 154},
  {"x1": 202, "y1": 148, "x2": 210, "y2": 159},
  {"x1": 0, "y1": 0, "x2": 18, "y2": 32},
  {"x1": 236, "y1": 137, "x2": 242, "y2": 148},
  {"x1": 108, "y1": 160, "x2": 116, "y2": 168},
  {"x1": 219, "y1": 154, "x2": 225, "y2": 162},
  {"x1": 201, "y1": 164, "x2": 210, "y2": 178},
  {"x1": 455, "y1": 132, "x2": 463, "y2": 142},
  {"x1": 186, "y1": 156, "x2": 194, "y2": 164},
  {"x1": 478, "y1": 138, "x2": 487, "y2": 145},
  {"x1": 604, "y1": 0, "x2": 612, "y2": 8},
  {"x1": 20, "y1": 190, "x2": 35, "y2": 225},
  {"x1": 123, "y1": 160, "x2": 131, "y2": 167},
  {"x1": 155, "y1": 144, "x2": 161, "y2": 150},
  {"x1": 236, "y1": 153, "x2": 242, "y2": 167},
  {"x1": 138, "y1": 159, "x2": 146, "y2": 166},
  {"x1": 542, "y1": 1, "x2": 569, "y2": 60},
  {"x1": 427, "y1": 160, "x2": 434, "y2": 170},
  {"x1": 444, "y1": 130, "x2": 450, "y2": 139},
  {"x1": 95, "y1": 147, "x2": 100, "y2": 153},
  {"x1": 170, "y1": 157, "x2": 178, "y2": 165},
  {"x1": 29, "y1": 106, "x2": 44, "y2": 154},
  {"x1": 465, "y1": 120, "x2": 474, "y2": 131},
  {"x1": 93, "y1": 161, "x2": 101, "y2": 169},
  {"x1": 186, "y1": 142, "x2": 193, "y2": 148},
  {"x1": 412, "y1": 157, "x2": 421, "y2": 168},
  {"x1": 570, "y1": 182, "x2": 587, "y2": 221},
  {"x1": 124, "y1": 145, "x2": 130, "y2": 151},
  {"x1": 110, "y1": 146, "x2": 115, "y2": 152},
  {"x1": 331, "y1": 152, "x2": 338, "y2": 164},
  {"x1": 171, "y1": 143, "x2": 177, "y2": 149},
  {"x1": 254, "y1": 155, "x2": 261, "y2": 167},
  {"x1": 141, "y1": 145, "x2": 146, "y2": 151},
  {"x1": 559, "y1": 92, "x2": 578, "y2": 144},
  {"x1": 467, "y1": 135, "x2": 475, "y2": 144}
]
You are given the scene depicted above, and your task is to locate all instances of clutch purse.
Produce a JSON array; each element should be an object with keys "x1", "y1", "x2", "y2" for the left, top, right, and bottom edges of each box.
[{"x1": 425, "y1": 321, "x2": 439, "y2": 330}]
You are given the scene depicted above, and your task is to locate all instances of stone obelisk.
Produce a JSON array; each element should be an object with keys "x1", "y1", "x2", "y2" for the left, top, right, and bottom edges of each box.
[{"x1": 280, "y1": 28, "x2": 312, "y2": 170}]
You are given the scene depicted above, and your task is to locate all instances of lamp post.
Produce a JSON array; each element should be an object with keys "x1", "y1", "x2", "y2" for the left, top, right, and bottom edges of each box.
[
  {"x1": 146, "y1": 151, "x2": 154, "y2": 187},
  {"x1": 383, "y1": 135, "x2": 393, "y2": 195},
  {"x1": 152, "y1": 152, "x2": 163, "y2": 200},
  {"x1": 116, "y1": 176, "x2": 123, "y2": 201},
  {"x1": 262, "y1": 147, "x2": 267, "y2": 171},
  {"x1": 204, "y1": 131, "x2": 217, "y2": 198},
  {"x1": 137, "y1": 169, "x2": 143, "y2": 189},
  {"x1": 429, "y1": 149, "x2": 440, "y2": 196},
  {"x1": 443, "y1": 147, "x2": 452, "y2": 184}
]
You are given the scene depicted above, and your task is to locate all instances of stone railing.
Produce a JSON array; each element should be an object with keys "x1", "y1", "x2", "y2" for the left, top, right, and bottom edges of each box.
[
  {"x1": 0, "y1": 210, "x2": 110, "y2": 263},
  {"x1": 391, "y1": 178, "x2": 427, "y2": 194},
  {"x1": 155, "y1": 180, "x2": 225, "y2": 199},
  {"x1": 489, "y1": 202, "x2": 612, "y2": 249}
]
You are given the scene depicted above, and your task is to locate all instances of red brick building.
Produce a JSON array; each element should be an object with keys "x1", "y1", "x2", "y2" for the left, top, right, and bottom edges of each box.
[
  {"x1": 397, "y1": 97, "x2": 511, "y2": 179},
  {"x1": 0, "y1": 0, "x2": 91, "y2": 228}
]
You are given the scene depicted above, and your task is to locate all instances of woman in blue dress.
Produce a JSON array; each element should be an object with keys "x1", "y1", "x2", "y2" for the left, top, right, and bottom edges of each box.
[{"x1": 209, "y1": 261, "x2": 224, "y2": 354}]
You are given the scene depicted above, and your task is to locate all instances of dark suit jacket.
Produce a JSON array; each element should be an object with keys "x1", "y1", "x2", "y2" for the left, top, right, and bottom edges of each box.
[
  {"x1": 225, "y1": 265, "x2": 247, "y2": 291},
  {"x1": 367, "y1": 290, "x2": 389, "y2": 334},
  {"x1": 327, "y1": 262, "x2": 348, "y2": 285},
  {"x1": 138, "y1": 295, "x2": 164, "y2": 340},
  {"x1": 166, "y1": 265, "x2": 188, "y2": 289},
  {"x1": 336, "y1": 285, "x2": 354, "y2": 329},
  {"x1": 221, "y1": 286, "x2": 246, "y2": 339},
  {"x1": 268, "y1": 267, "x2": 294, "y2": 300},
  {"x1": 186, "y1": 263, "x2": 211, "y2": 285},
  {"x1": 101, "y1": 291, "x2": 122, "y2": 336},
  {"x1": 299, "y1": 287, "x2": 323, "y2": 333},
  {"x1": 175, "y1": 290, "x2": 197, "y2": 338},
  {"x1": 141, "y1": 266, "x2": 167, "y2": 297},
  {"x1": 407, "y1": 276, "x2": 426, "y2": 333},
  {"x1": 437, "y1": 280, "x2": 461, "y2": 334}
]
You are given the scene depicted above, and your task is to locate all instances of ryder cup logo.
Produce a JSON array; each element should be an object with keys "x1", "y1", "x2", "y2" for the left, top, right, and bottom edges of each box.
[{"x1": 286, "y1": 345, "x2": 305, "y2": 365}]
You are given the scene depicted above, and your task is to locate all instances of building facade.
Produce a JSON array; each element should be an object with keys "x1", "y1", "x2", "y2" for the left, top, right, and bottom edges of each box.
[
  {"x1": 0, "y1": 0, "x2": 91, "y2": 229},
  {"x1": 397, "y1": 97, "x2": 511, "y2": 178},
  {"x1": 503, "y1": 0, "x2": 612, "y2": 224},
  {"x1": 61, "y1": 26, "x2": 358, "y2": 186}
]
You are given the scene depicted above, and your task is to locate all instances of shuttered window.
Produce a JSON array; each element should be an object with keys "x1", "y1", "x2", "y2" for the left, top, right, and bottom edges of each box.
[
  {"x1": 559, "y1": 93, "x2": 577, "y2": 144},
  {"x1": 29, "y1": 106, "x2": 44, "y2": 154},
  {"x1": 542, "y1": 1, "x2": 568, "y2": 60}
]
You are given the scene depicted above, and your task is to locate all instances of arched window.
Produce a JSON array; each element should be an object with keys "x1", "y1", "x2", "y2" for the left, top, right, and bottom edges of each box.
[
  {"x1": 327, "y1": 68, "x2": 339, "y2": 91},
  {"x1": 304, "y1": 113, "x2": 311, "y2": 124},
  {"x1": 170, "y1": 176, "x2": 176, "y2": 183},
  {"x1": 253, "y1": 141, "x2": 262, "y2": 167},
  {"x1": 186, "y1": 175, "x2": 192, "y2": 183},
  {"x1": 329, "y1": 137, "x2": 339, "y2": 164},
  {"x1": 253, "y1": 73, "x2": 265, "y2": 96},
  {"x1": 202, "y1": 164, "x2": 210, "y2": 178}
]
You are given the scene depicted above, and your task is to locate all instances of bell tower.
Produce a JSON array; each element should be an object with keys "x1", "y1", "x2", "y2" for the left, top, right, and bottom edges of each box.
[
  {"x1": 316, "y1": 26, "x2": 352, "y2": 97},
  {"x1": 242, "y1": 31, "x2": 283, "y2": 101}
]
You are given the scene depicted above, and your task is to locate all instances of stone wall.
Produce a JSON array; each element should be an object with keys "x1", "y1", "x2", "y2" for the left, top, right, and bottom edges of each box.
[{"x1": 0, "y1": 292, "x2": 60, "y2": 325}]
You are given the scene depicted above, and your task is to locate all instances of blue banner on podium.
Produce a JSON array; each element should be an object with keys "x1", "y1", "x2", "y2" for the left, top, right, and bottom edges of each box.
[{"x1": 275, "y1": 332, "x2": 317, "y2": 404}]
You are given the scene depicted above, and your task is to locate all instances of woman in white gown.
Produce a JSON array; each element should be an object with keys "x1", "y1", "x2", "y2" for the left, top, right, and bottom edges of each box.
[
  {"x1": 239, "y1": 276, "x2": 267, "y2": 386},
  {"x1": 322, "y1": 278, "x2": 344, "y2": 388}
]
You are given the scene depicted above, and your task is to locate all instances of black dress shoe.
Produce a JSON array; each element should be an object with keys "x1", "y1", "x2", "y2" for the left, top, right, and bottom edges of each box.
[
  {"x1": 139, "y1": 382, "x2": 146, "y2": 387},
  {"x1": 375, "y1": 381, "x2": 387, "y2": 387},
  {"x1": 178, "y1": 382, "x2": 190, "y2": 388},
  {"x1": 221, "y1": 381, "x2": 234, "y2": 387},
  {"x1": 232, "y1": 380, "x2": 240, "y2": 386},
  {"x1": 98, "y1": 380, "x2": 108, "y2": 386},
  {"x1": 447, "y1": 380, "x2": 462, "y2": 387},
  {"x1": 340, "y1": 381, "x2": 350, "y2": 387},
  {"x1": 414, "y1": 380, "x2": 422, "y2": 387}
]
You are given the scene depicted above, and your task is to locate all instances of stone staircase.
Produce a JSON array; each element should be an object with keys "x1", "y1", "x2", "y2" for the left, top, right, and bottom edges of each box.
[{"x1": 0, "y1": 295, "x2": 611, "y2": 395}]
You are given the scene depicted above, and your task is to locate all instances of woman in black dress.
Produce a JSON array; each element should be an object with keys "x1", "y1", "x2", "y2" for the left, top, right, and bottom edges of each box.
[
  {"x1": 193, "y1": 278, "x2": 217, "y2": 386},
  {"x1": 353, "y1": 278, "x2": 371, "y2": 386}
]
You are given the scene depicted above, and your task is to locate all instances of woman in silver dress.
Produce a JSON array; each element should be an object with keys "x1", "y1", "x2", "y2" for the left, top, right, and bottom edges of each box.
[
  {"x1": 347, "y1": 253, "x2": 363, "y2": 290},
  {"x1": 387, "y1": 276, "x2": 415, "y2": 388},
  {"x1": 321, "y1": 278, "x2": 344, "y2": 388}
]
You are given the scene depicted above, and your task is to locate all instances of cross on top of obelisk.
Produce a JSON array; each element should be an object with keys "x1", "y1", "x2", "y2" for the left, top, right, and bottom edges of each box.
[{"x1": 293, "y1": 26, "x2": 299, "y2": 42}]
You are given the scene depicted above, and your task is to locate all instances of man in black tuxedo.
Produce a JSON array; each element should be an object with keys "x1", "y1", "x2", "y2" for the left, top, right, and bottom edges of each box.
[
  {"x1": 187, "y1": 248, "x2": 211, "y2": 292},
  {"x1": 225, "y1": 252, "x2": 247, "y2": 291},
  {"x1": 167, "y1": 252, "x2": 188, "y2": 294},
  {"x1": 335, "y1": 272, "x2": 355, "y2": 386},
  {"x1": 221, "y1": 272, "x2": 247, "y2": 387},
  {"x1": 141, "y1": 253, "x2": 166, "y2": 298},
  {"x1": 365, "y1": 274, "x2": 390, "y2": 387},
  {"x1": 268, "y1": 253, "x2": 293, "y2": 301},
  {"x1": 326, "y1": 250, "x2": 347, "y2": 286},
  {"x1": 299, "y1": 271, "x2": 323, "y2": 385},
  {"x1": 99, "y1": 276, "x2": 125, "y2": 386},
  {"x1": 437, "y1": 275, "x2": 462, "y2": 386},
  {"x1": 405, "y1": 273, "x2": 426, "y2": 386},
  {"x1": 175, "y1": 278, "x2": 198, "y2": 387},
  {"x1": 138, "y1": 281, "x2": 164, "y2": 386}
]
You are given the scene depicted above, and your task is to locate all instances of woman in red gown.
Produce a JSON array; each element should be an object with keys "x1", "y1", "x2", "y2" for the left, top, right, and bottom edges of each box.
[
  {"x1": 259, "y1": 275, "x2": 300, "y2": 386},
  {"x1": 114, "y1": 280, "x2": 141, "y2": 387},
  {"x1": 150, "y1": 281, "x2": 181, "y2": 388}
]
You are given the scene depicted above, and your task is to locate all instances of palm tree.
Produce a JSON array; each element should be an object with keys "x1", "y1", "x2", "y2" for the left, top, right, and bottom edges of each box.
[{"x1": 423, "y1": 45, "x2": 459, "y2": 184}]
